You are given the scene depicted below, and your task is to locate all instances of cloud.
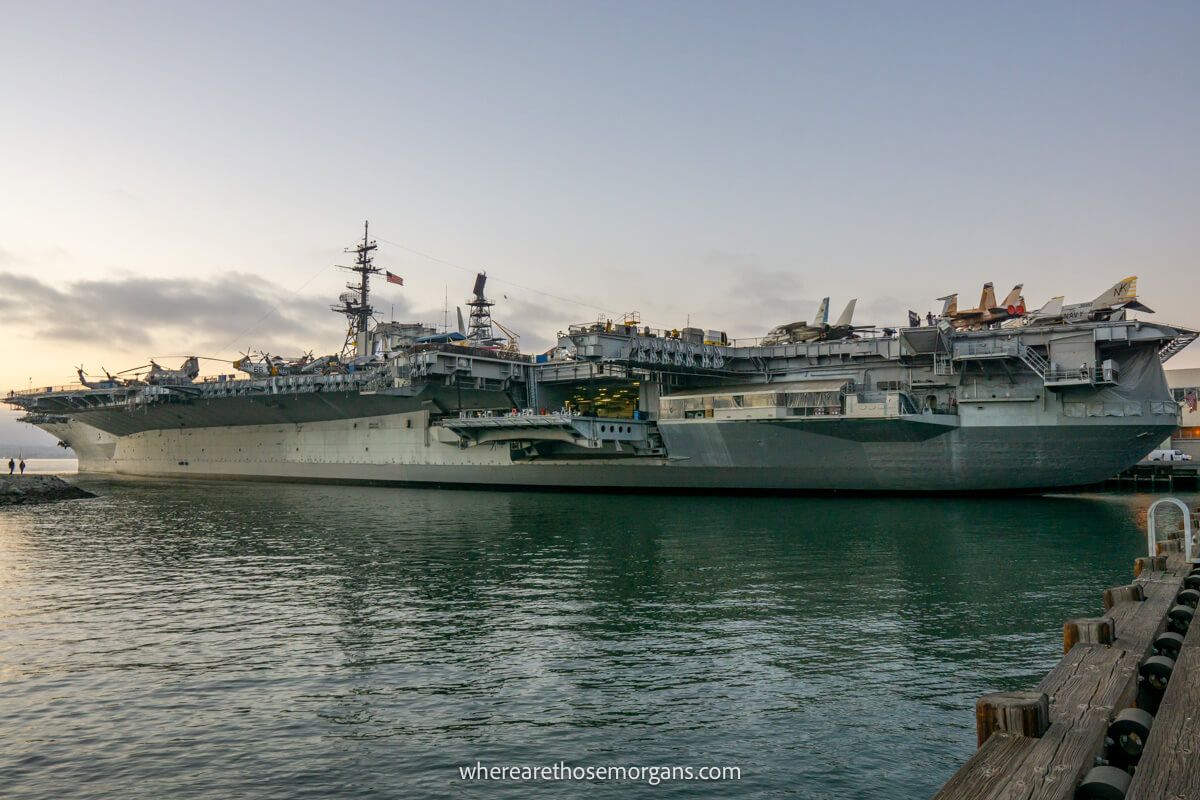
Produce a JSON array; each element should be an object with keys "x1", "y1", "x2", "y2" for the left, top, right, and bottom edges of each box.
[
  {"x1": 0, "y1": 271, "x2": 376, "y2": 360},
  {"x1": 488, "y1": 294, "x2": 578, "y2": 353},
  {"x1": 689, "y1": 252, "x2": 819, "y2": 334}
]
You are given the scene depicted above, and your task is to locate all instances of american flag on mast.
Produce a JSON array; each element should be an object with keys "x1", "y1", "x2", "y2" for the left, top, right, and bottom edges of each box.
[{"x1": 386, "y1": 271, "x2": 404, "y2": 286}]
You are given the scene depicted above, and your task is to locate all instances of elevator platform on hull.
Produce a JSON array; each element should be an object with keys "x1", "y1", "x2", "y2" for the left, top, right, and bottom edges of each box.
[{"x1": 438, "y1": 412, "x2": 657, "y2": 451}]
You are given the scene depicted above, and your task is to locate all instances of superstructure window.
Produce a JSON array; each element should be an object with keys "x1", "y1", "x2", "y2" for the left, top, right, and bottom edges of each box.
[{"x1": 1064, "y1": 401, "x2": 1145, "y2": 417}]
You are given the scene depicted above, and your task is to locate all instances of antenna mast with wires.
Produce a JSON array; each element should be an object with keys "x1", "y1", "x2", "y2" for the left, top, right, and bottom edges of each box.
[{"x1": 331, "y1": 221, "x2": 382, "y2": 358}]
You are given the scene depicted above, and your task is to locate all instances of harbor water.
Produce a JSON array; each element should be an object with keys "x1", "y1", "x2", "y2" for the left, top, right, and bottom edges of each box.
[{"x1": 0, "y1": 477, "x2": 1189, "y2": 799}]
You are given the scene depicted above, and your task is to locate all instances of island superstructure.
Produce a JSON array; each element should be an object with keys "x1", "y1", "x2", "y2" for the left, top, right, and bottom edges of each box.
[{"x1": 6, "y1": 226, "x2": 1196, "y2": 492}]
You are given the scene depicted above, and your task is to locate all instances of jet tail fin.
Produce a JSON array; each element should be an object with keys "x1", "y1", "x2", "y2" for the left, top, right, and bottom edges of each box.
[
  {"x1": 938, "y1": 294, "x2": 958, "y2": 316},
  {"x1": 999, "y1": 284, "x2": 1023, "y2": 309},
  {"x1": 1093, "y1": 277, "x2": 1138, "y2": 308},
  {"x1": 979, "y1": 282, "x2": 997, "y2": 311},
  {"x1": 833, "y1": 299, "x2": 856, "y2": 328},
  {"x1": 816, "y1": 297, "x2": 830, "y2": 325},
  {"x1": 1036, "y1": 295, "x2": 1064, "y2": 318}
]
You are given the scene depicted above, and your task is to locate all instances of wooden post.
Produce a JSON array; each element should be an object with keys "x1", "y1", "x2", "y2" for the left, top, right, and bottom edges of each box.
[
  {"x1": 1134, "y1": 556, "x2": 1167, "y2": 577},
  {"x1": 1063, "y1": 616, "x2": 1116, "y2": 653},
  {"x1": 976, "y1": 691, "x2": 1049, "y2": 748},
  {"x1": 1103, "y1": 584, "x2": 1146, "y2": 611},
  {"x1": 1157, "y1": 539, "x2": 1183, "y2": 555}
]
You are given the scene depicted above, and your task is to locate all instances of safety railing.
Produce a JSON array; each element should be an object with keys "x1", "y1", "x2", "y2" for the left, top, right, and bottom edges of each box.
[{"x1": 1147, "y1": 497, "x2": 1196, "y2": 562}]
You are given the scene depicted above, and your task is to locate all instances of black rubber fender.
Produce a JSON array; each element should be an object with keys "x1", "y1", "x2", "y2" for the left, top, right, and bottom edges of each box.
[
  {"x1": 1154, "y1": 630, "x2": 1185, "y2": 659},
  {"x1": 1167, "y1": 603, "x2": 1194, "y2": 633},
  {"x1": 1076, "y1": 765, "x2": 1131, "y2": 800},
  {"x1": 1176, "y1": 588, "x2": 1200, "y2": 608},
  {"x1": 1106, "y1": 707, "x2": 1154, "y2": 766},
  {"x1": 1140, "y1": 654, "x2": 1176, "y2": 692}
]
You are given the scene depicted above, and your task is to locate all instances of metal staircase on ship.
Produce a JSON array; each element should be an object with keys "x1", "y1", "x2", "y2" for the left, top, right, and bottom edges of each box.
[{"x1": 1160, "y1": 331, "x2": 1200, "y2": 364}]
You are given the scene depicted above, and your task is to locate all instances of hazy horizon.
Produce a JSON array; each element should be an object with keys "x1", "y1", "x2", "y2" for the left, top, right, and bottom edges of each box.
[{"x1": 3, "y1": 1, "x2": 1199, "y2": 444}]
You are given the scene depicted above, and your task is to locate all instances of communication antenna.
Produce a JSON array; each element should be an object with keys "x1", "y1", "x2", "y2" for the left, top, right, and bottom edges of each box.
[{"x1": 331, "y1": 221, "x2": 383, "y2": 358}]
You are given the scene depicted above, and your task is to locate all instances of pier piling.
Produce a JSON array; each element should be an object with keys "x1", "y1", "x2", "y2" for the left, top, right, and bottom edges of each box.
[
  {"x1": 974, "y1": 691, "x2": 1049, "y2": 747},
  {"x1": 1133, "y1": 556, "x2": 1165, "y2": 577},
  {"x1": 1102, "y1": 584, "x2": 1145, "y2": 611},
  {"x1": 1063, "y1": 617, "x2": 1116, "y2": 653}
]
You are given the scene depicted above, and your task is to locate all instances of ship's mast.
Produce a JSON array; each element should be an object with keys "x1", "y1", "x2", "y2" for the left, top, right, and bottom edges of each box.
[{"x1": 331, "y1": 221, "x2": 382, "y2": 358}]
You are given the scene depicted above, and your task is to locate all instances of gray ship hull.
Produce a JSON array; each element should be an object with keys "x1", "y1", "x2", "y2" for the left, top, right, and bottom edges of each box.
[{"x1": 44, "y1": 411, "x2": 1172, "y2": 492}]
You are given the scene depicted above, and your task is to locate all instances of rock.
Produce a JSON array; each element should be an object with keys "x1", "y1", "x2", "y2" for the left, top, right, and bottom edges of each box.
[{"x1": 0, "y1": 475, "x2": 96, "y2": 507}]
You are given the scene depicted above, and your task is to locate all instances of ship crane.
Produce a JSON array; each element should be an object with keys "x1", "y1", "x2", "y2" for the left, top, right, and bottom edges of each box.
[{"x1": 492, "y1": 319, "x2": 521, "y2": 353}]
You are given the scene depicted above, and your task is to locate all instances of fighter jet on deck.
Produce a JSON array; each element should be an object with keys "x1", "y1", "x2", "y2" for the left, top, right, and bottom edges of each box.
[
  {"x1": 938, "y1": 283, "x2": 1026, "y2": 329},
  {"x1": 1017, "y1": 277, "x2": 1152, "y2": 326},
  {"x1": 763, "y1": 298, "x2": 869, "y2": 344}
]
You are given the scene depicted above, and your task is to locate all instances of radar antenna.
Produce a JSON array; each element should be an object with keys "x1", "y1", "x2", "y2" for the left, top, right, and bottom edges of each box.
[
  {"x1": 466, "y1": 272, "x2": 495, "y2": 342},
  {"x1": 331, "y1": 221, "x2": 383, "y2": 358}
]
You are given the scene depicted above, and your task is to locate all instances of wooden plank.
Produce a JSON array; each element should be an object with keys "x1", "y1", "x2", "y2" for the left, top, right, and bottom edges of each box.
[
  {"x1": 1126, "y1": 593, "x2": 1200, "y2": 800},
  {"x1": 1036, "y1": 645, "x2": 1141, "y2": 721},
  {"x1": 1110, "y1": 571, "x2": 1183, "y2": 655},
  {"x1": 993, "y1": 713, "x2": 1108, "y2": 800},
  {"x1": 931, "y1": 733, "x2": 1037, "y2": 800}
]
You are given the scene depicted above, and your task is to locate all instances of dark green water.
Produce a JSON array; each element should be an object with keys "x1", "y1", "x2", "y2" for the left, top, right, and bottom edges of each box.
[{"x1": 0, "y1": 479, "x2": 1189, "y2": 799}]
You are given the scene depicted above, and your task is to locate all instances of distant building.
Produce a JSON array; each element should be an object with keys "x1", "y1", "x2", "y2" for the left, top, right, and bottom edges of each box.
[{"x1": 1165, "y1": 367, "x2": 1200, "y2": 459}]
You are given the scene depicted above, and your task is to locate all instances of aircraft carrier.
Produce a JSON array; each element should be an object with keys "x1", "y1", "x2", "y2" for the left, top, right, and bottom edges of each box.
[{"x1": 6, "y1": 226, "x2": 1197, "y2": 492}]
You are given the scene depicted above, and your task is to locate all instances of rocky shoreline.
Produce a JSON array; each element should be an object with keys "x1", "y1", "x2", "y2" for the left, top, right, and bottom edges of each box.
[{"x1": 0, "y1": 475, "x2": 95, "y2": 507}]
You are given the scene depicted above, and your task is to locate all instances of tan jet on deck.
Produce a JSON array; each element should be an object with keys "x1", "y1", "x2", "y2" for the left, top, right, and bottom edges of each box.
[{"x1": 937, "y1": 283, "x2": 1026, "y2": 329}]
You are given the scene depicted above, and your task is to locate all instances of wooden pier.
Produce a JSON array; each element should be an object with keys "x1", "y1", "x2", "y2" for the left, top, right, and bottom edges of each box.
[
  {"x1": 934, "y1": 499, "x2": 1200, "y2": 799},
  {"x1": 1106, "y1": 463, "x2": 1200, "y2": 491}
]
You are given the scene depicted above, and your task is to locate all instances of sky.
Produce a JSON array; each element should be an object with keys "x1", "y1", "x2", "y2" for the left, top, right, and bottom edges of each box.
[{"x1": 2, "y1": 0, "x2": 1199, "y2": 445}]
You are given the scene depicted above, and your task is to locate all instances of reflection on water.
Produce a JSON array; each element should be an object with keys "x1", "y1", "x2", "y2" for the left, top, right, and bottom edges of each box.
[{"x1": 0, "y1": 479, "x2": 1188, "y2": 799}]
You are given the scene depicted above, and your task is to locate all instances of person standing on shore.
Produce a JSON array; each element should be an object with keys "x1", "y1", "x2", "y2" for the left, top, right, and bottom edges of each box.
[
  {"x1": 7, "y1": 457, "x2": 13, "y2": 475},
  {"x1": 19, "y1": 459, "x2": 26, "y2": 475}
]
